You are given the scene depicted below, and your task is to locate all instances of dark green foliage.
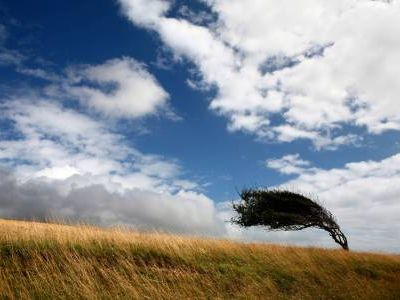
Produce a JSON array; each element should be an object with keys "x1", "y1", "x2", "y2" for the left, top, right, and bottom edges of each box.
[{"x1": 232, "y1": 189, "x2": 349, "y2": 250}]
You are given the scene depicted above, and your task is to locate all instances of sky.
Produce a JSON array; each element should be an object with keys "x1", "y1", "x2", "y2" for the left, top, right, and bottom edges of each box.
[{"x1": 0, "y1": 0, "x2": 399, "y2": 253}]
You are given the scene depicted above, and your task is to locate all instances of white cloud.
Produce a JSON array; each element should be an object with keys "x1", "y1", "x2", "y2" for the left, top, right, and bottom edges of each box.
[
  {"x1": 118, "y1": 0, "x2": 171, "y2": 27},
  {"x1": 0, "y1": 48, "x2": 25, "y2": 66},
  {"x1": 16, "y1": 67, "x2": 61, "y2": 81},
  {"x1": 0, "y1": 98, "x2": 181, "y2": 191},
  {"x1": 261, "y1": 152, "x2": 400, "y2": 252},
  {"x1": 177, "y1": 5, "x2": 215, "y2": 25},
  {"x1": 266, "y1": 154, "x2": 311, "y2": 175},
  {"x1": 35, "y1": 166, "x2": 81, "y2": 180},
  {"x1": 0, "y1": 169, "x2": 225, "y2": 236},
  {"x1": 12, "y1": 57, "x2": 172, "y2": 120},
  {"x1": 1, "y1": 25, "x2": 168, "y2": 120},
  {"x1": 118, "y1": 0, "x2": 400, "y2": 148},
  {"x1": 209, "y1": 0, "x2": 353, "y2": 56},
  {"x1": 274, "y1": 125, "x2": 360, "y2": 150},
  {"x1": 65, "y1": 57, "x2": 170, "y2": 119},
  {"x1": 0, "y1": 97, "x2": 225, "y2": 235}
]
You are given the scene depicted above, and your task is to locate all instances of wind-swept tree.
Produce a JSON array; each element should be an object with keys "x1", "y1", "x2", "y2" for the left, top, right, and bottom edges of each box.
[{"x1": 232, "y1": 188, "x2": 349, "y2": 250}]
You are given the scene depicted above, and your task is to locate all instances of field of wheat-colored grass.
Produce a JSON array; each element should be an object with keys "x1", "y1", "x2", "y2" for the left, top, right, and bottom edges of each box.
[{"x1": 0, "y1": 218, "x2": 399, "y2": 299}]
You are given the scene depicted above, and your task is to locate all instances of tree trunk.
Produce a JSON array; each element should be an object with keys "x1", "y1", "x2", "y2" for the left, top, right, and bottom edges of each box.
[{"x1": 323, "y1": 226, "x2": 349, "y2": 250}]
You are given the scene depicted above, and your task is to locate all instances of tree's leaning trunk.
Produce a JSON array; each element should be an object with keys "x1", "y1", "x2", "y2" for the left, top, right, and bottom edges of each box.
[{"x1": 322, "y1": 226, "x2": 349, "y2": 251}]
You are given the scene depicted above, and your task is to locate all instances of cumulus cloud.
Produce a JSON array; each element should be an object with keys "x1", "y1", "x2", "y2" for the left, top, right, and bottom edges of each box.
[
  {"x1": 10, "y1": 56, "x2": 171, "y2": 120},
  {"x1": 0, "y1": 97, "x2": 225, "y2": 235},
  {"x1": 118, "y1": 0, "x2": 400, "y2": 148},
  {"x1": 118, "y1": 0, "x2": 171, "y2": 27},
  {"x1": 266, "y1": 154, "x2": 311, "y2": 175},
  {"x1": 0, "y1": 98, "x2": 184, "y2": 192},
  {"x1": 0, "y1": 168, "x2": 225, "y2": 235},
  {"x1": 64, "y1": 57, "x2": 170, "y2": 119},
  {"x1": 261, "y1": 152, "x2": 400, "y2": 252}
]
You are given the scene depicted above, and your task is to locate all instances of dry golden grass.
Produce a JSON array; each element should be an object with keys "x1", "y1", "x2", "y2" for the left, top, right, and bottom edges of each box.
[{"x1": 0, "y1": 219, "x2": 399, "y2": 299}]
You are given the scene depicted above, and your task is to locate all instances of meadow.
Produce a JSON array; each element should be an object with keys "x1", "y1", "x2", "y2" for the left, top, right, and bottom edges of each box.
[{"x1": 0, "y1": 219, "x2": 399, "y2": 299}]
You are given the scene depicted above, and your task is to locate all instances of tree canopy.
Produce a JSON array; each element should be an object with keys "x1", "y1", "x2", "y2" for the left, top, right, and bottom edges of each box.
[{"x1": 232, "y1": 188, "x2": 349, "y2": 250}]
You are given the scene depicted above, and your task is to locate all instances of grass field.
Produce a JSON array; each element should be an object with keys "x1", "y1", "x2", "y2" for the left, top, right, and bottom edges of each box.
[{"x1": 0, "y1": 219, "x2": 399, "y2": 299}]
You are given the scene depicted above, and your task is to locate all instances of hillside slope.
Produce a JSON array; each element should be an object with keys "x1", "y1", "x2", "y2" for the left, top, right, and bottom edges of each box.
[{"x1": 0, "y1": 219, "x2": 399, "y2": 299}]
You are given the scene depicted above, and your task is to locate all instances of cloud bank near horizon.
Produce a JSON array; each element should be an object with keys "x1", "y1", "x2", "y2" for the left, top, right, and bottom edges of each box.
[{"x1": 0, "y1": 96, "x2": 225, "y2": 236}]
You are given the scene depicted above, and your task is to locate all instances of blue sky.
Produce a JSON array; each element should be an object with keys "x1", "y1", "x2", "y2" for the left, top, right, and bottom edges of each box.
[{"x1": 0, "y1": 0, "x2": 399, "y2": 252}]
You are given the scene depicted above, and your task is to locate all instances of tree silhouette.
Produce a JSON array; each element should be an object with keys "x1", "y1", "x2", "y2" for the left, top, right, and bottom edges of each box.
[{"x1": 232, "y1": 188, "x2": 349, "y2": 250}]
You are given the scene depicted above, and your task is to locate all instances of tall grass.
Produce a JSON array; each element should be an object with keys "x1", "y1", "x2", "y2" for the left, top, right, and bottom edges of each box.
[{"x1": 0, "y1": 219, "x2": 399, "y2": 299}]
